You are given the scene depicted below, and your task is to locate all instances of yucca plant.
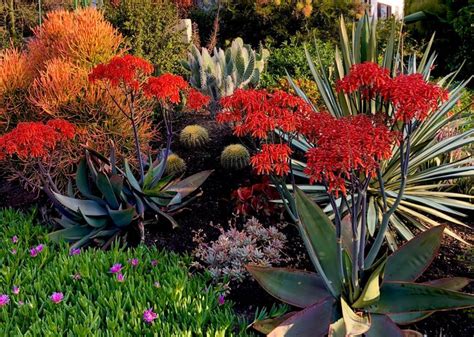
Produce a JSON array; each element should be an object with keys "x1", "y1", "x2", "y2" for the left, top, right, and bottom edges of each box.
[{"x1": 281, "y1": 14, "x2": 473, "y2": 245}]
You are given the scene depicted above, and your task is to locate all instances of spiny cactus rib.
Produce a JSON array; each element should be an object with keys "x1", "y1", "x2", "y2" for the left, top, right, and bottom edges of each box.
[
  {"x1": 184, "y1": 37, "x2": 269, "y2": 102},
  {"x1": 180, "y1": 125, "x2": 210, "y2": 149},
  {"x1": 221, "y1": 144, "x2": 250, "y2": 170}
]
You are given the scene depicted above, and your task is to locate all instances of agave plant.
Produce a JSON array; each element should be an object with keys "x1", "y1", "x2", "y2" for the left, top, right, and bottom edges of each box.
[
  {"x1": 49, "y1": 146, "x2": 211, "y2": 248},
  {"x1": 247, "y1": 188, "x2": 474, "y2": 336},
  {"x1": 281, "y1": 14, "x2": 473, "y2": 245}
]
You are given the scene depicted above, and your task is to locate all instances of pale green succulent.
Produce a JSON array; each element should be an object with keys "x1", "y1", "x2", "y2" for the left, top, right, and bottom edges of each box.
[{"x1": 183, "y1": 37, "x2": 270, "y2": 103}]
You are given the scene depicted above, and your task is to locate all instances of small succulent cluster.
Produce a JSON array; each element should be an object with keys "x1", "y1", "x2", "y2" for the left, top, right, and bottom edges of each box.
[
  {"x1": 179, "y1": 124, "x2": 209, "y2": 148},
  {"x1": 220, "y1": 144, "x2": 250, "y2": 170},
  {"x1": 165, "y1": 153, "x2": 187, "y2": 175},
  {"x1": 184, "y1": 37, "x2": 270, "y2": 104},
  {"x1": 193, "y1": 217, "x2": 287, "y2": 283}
]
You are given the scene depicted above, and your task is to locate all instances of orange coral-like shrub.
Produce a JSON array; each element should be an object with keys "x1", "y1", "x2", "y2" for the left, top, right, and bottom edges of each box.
[
  {"x1": 28, "y1": 8, "x2": 124, "y2": 71},
  {"x1": 0, "y1": 48, "x2": 35, "y2": 126},
  {"x1": 0, "y1": 48, "x2": 33, "y2": 97},
  {"x1": 0, "y1": 8, "x2": 155, "y2": 191}
]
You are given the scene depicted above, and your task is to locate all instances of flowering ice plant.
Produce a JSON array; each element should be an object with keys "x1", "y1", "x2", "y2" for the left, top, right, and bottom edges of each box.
[{"x1": 215, "y1": 19, "x2": 474, "y2": 336}]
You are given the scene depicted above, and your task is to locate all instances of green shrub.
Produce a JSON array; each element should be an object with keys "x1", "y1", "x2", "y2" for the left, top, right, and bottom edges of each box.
[
  {"x1": 102, "y1": 0, "x2": 189, "y2": 74},
  {"x1": 261, "y1": 37, "x2": 334, "y2": 88},
  {"x1": 0, "y1": 209, "x2": 252, "y2": 336}
]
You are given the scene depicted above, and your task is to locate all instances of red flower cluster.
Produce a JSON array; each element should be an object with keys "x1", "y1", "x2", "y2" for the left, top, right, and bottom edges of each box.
[
  {"x1": 250, "y1": 143, "x2": 293, "y2": 176},
  {"x1": 186, "y1": 88, "x2": 211, "y2": 111},
  {"x1": 336, "y1": 62, "x2": 390, "y2": 97},
  {"x1": 143, "y1": 73, "x2": 189, "y2": 104},
  {"x1": 382, "y1": 73, "x2": 449, "y2": 122},
  {"x1": 0, "y1": 119, "x2": 76, "y2": 161},
  {"x1": 217, "y1": 89, "x2": 312, "y2": 139},
  {"x1": 304, "y1": 114, "x2": 394, "y2": 196},
  {"x1": 89, "y1": 55, "x2": 154, "y2": 91},
  {"x1": 337, "y1": 62, "x2": 449, "y2": 122}
]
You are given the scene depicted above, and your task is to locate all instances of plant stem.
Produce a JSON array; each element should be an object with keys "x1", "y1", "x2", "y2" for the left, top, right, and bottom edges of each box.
[
  {"x1": 128, "y1": 93, "x2": 145, "y2": 182},
  {"x1": 365, "y1": 123, "x2": 412, "y2": 267},
  {"x1": 328, "y1": 190, "x2": 347, "y2": 289}
]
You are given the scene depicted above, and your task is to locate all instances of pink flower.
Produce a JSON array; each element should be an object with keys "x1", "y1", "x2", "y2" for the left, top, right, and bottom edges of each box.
[
  {"x1": 109, "y1": 263, "x2": 122, "y2": 274},
  {"x1": 12, "y1": 286, "x2": 20, "y2": 295},
  {"x1": 50, "y1": 292, "x2": 64, "y2": 304},
  {"x1": 129, "y1": 258, "x2": 139, "y2": 267},
  {"x1": 218, "y1": 294, "x2": 225, "y2": 306},
  {"x1": 11, "y1": 249, "x2": 16, "y2": 255},
  {"x1": 72, "y1": 273, "x2": 81, "y2": 280},
  {"x1": 12, "y1": 236, "x2": 18, "y2": 243},
  {"x1": 150, "y1": 260, "x2": 158, "y2": 267},
  {"x1": 117, "y1": 273, "x2": 125, "y2": 282},
  {"x1": 69, "y1": 248, "x2": 81, "y2": 256},
  {"x1": 143, "y1": 308, "x2": 158, "y2": 324},
  {"x1": 30, "y1": 244, "x2": 44, "y2": 257},
  {"x1": 0, "y1": 294, "x2": 9, "y2": 307},
  {"x1": 18, "y1": 300, "x2": 24, "y2": 306}
]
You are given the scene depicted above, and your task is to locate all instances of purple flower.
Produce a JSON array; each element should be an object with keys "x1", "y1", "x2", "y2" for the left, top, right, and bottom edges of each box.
[
  {"x1": 218, "y1": 294, "x2": 225, "y2": 306},
  {"x1": 11, "y1": 249, "x2": 17, "y2": 255},
  {"x1": 69, "y1": 248, "x2": 81, "y2": 256},
  {"x1": 109, "y1": 263, "x2": 123, "y2": 274},
  {"x1": 129, "y1": 258, "x2": 139, "y2": 267},
  {"x1": 143, "y1": 308, "x2": 158, "y2": 324},
  {"x1": 12, "y1": 286, "x2": 20, "y2": 295},
  {"x1": 30, "y1": 244, "x2": 44, "y2": 257},
  {"x1": 150, "y1": 260, "x2": 158, "y2": 267},
  {"x1": 117, "y1": 273, "x2": 125, "y2": 282},
  {"x1": 0, "y1": 294, "x2": 10, "y2": 307},
  {"x1": 18, "y1": 300, "x2": 24, "y2": 306},
  {"x1": 72, "y1": 273, "x2": 81, "y2": 280},
  {"x1": 50, "y1": 292, "x2": 64, "y2": 304},
  {"x1": 12, "y1": 236, "x2": 18, "y2": 243}
]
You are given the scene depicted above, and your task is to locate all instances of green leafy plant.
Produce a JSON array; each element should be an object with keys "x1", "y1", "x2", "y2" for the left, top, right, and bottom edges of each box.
[
  {"x1": 102, "y1": 0, "x2": 188, "y2": 74},
  {"x1": 180, "y1": 124, "x2": 210, "y2": 148},
  {"x1": 220, "y1": 144, "x2": 250, "y2": 170},
  {"x1": 183, "y1": 37, "x2": 270, "y2": 112},
  {"x1": 0, "y1": 209, "x2": 251, "y2": 336}
]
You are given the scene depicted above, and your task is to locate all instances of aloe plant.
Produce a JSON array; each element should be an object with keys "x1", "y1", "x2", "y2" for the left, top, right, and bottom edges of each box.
[
  {"x1": 48, "y1": 146, "x2": 211, "y2": 249},
  {"x1": 247, "y1": 188, "x2": 474, "y2": 336},
  {"x1": 281, "y1": 14, "x2": 473, "y2": 245}
]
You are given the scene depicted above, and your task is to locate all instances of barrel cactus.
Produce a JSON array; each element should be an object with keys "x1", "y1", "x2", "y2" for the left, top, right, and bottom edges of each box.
[
  {"x1": 180, "y1": 124, "x2": 210, "y2": 148},
  {"x1": 220, "y1": 144, "x2": 250, "y2": 170},
  {"x1": 165, "y1": 153, "x2": 187, "y2": 175},
  {"x1": 183, "y1": 37, "x2": 270, "y2": 103}
]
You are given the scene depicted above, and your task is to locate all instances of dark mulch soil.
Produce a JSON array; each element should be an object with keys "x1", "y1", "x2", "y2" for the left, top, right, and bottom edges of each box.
[{"x1": 1, "y1": 115, "x2": 473, "y2": 336}]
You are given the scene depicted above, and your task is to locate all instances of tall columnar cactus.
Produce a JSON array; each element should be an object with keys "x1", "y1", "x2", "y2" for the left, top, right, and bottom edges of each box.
[{"x1": 184, "y1": 37, "x2": 269, "y2": 103}]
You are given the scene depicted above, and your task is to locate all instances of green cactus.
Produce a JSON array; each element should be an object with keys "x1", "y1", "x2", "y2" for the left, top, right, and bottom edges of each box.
[
  {"x1": 220, "y1": 144, "x2": 250, "y2": 170},
  {"x1": 184, "y1": 37, "x2": 269, "y2": 103},
  {"x1": 165, "y1": 153, "x2": 187, "y2": 175},
  {"x1": 180, "y1": 125, "x2": 210, "y2": 148}
]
